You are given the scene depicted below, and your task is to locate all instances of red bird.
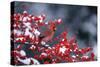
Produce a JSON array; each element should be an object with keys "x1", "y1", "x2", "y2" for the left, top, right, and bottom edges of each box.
[{"x1": 39, "y1": 22, "x2": 56, "y2": 45}]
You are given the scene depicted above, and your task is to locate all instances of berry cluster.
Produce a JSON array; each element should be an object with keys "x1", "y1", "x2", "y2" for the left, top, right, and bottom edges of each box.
[{"x1": 11, "y1": 11, "x2": 95, "y2": 65}]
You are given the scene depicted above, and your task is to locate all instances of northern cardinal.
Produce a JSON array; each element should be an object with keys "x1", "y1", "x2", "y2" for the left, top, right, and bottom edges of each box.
[
  {"x1": 39, "y1": 22, "x2": 57, "y2": 45},
  {"x1": 29, "y1": 22, "x2": 56, "y2": 50}
]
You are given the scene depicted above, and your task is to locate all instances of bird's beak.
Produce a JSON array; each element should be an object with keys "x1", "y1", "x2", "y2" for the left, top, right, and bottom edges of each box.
[{"x1": 54, "y1": 27, "x2": 56, "y2": 31}]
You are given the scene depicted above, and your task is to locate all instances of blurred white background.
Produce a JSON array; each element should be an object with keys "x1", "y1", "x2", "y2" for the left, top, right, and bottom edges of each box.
[{"x1": 0, "y1": 0, "x2": 100, "y2": 67}]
